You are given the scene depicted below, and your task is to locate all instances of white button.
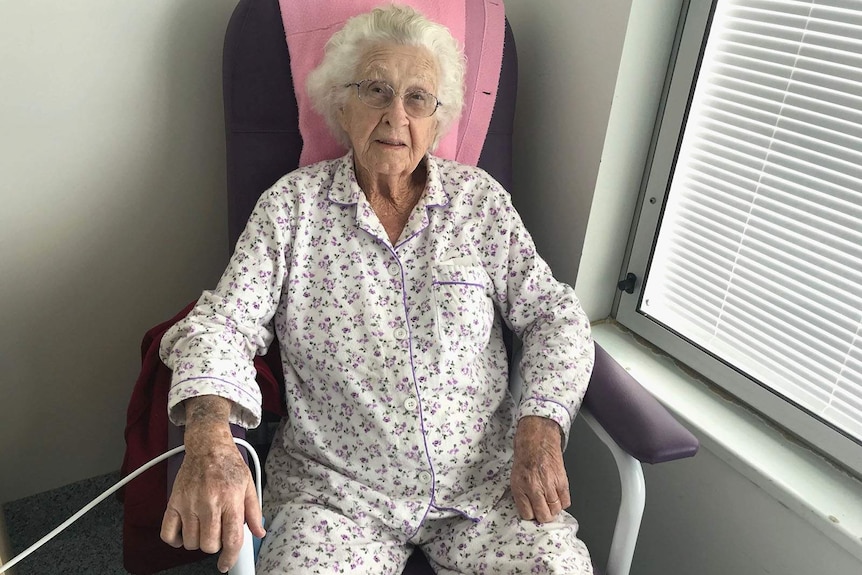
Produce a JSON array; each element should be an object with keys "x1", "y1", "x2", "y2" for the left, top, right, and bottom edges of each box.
[
  {"x1": 394, "y1": 327, "x2": 408, "y2": 340},
  {"x1": 388, "y1": 263, "x2": 400, "y2": 276},
  {"x1": 418, "y1": 471, "x2": 433, "y2": 484},
  {"x1": 404, "y1": 398, "x2": 418, "y2": 411}
]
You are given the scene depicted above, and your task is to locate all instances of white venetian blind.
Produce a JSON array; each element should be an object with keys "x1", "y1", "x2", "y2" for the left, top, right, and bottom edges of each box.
[{"x1": 641, "y1": 0, "x2": 862, "y2": 443}]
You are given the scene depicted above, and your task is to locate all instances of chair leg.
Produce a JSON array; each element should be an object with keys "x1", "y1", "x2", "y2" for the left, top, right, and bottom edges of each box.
[{"x1": 582, "y1": 409, "x2": 646, "y2": 575}]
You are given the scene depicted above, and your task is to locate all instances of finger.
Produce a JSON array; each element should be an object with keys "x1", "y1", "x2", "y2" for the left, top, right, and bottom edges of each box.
[
  {"x1": 541, "y1": 469, "x2": 567, "y2": 518},
  {"x1": 557, "y1": 475, "x2": 572, "y2": 510},
  {"x1": 525, "y1": 476, "x2": 555, "y2": 523},
  {"x1": 160, "y1": 508, "x2": 183, "y2": 548},
  {"x1": 512, "y1": 489, "x2": 535, "y2": 521},
  {"x1": 198, "y1": 508, "x2": 222, "y2": 554},
  {"x1": 217, "y1": 507, "x2": 245, "y2": 574},
  {"x1": 546, "y1": 496, "x2": 563, "y2": 519},
  {"x1": 545, "y1": 484, "x2": 563, "y2": 518},
  {"x1": 244, "y1": 480, "x2": 267, "y2": 538},
  {"x1": 181, "y1": 513, "x2": 201, "y2": 551},
  {"x1": 529, "y1": 490, "x2": 554, "y2": 524}
]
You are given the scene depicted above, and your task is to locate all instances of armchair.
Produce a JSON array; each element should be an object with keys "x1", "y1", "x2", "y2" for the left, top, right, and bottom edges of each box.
[
  {"x1": 220, "y1": 2, "x2": 698, "y2": 574},
  {"x1": 121, "y1": 2, "x2": 698, "y2": 575}
]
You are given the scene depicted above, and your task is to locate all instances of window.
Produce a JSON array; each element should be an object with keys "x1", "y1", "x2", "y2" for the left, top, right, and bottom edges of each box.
[{"x1": 616, "y1": 0, "x2": 862, "y2": 477}]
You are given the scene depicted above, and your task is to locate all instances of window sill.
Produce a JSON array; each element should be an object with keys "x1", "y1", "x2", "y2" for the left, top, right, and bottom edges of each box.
[{"x1": 591, "y1": 321, "x2": 862, "y2": 562}]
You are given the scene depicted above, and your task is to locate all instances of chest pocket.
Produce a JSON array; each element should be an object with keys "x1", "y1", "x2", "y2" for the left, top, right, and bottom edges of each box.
[{"x1": 432, "y1": 264, "x2": 495, "y2": 356}]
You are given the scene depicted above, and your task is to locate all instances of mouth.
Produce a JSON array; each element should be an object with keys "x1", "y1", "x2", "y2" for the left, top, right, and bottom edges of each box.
[{"x1": 376, "y1": 138, "x2": 407, "y2": 147}]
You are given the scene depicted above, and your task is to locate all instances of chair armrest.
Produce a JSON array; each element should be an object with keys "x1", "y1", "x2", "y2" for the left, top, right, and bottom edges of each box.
[{"x1": 583, "y1": 343, "x2": 699, "y2": 464}]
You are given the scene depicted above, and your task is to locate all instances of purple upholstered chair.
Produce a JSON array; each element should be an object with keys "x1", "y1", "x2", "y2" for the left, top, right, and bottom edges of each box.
[{"x1": 221, "y1": 2, "x2": 699, "y2": 574}]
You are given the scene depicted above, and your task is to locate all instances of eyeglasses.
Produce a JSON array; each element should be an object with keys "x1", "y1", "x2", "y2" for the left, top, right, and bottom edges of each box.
[{"x1": 345, "y1": 79, "x2": 441, "y2": 118}]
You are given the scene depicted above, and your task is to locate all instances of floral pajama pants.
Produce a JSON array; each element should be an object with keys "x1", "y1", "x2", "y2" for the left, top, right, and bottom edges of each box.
[{"x1": 256, "y1": 492, "x2": 593, "y2": 574}]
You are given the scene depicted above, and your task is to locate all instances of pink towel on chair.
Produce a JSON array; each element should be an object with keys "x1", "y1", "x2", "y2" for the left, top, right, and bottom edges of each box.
[{"x1": 278, "y1": 0, "x2": 505, "y2": 167}]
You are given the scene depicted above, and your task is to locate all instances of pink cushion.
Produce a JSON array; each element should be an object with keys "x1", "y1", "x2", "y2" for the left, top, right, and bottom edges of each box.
[{"x1": 278, "y1": 0, "x2": 504, "y2": 167}]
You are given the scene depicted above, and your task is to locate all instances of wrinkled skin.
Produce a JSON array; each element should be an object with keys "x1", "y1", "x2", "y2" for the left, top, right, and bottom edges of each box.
[
  {"x1": 511, "y1": 416, "x2": 571, "y2": 523},
  {"x1": 160, "y1": 396, "x2": 266, "y2": 573}
]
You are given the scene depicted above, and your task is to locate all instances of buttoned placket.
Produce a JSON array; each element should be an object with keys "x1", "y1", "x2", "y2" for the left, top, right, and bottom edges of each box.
[
  {"x1": 398, "y1": 200, "x2": 449, "y2": 506},
  {"x1": 390, "y1": 245, "x2": 438, "y2": 501},
  {"x1": 355, "y1": 193, "x2": 438, "y2": 510}
]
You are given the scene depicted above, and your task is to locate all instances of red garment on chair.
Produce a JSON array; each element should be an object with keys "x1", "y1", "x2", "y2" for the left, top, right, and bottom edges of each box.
[{"x1": 119, "y1": 302, "x2": 285, "y2": 574}]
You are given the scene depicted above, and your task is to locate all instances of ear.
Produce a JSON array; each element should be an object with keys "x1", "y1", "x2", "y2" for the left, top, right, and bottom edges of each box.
[
  {"x1": 429, "y1": 117, "x2": 441, "y2": 150},
  {"x1": 337, "y1": 105, "x2": 349, "y2": 133}
]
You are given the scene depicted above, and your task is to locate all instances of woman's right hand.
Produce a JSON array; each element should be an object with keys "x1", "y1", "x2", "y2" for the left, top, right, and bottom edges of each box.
[{"x1": 160, "y1": 396, "x2": 266, "y2": 574}]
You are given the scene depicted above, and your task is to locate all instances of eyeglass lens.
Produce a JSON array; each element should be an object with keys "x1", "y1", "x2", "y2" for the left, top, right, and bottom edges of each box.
[{"x1": 357, "y1": 80, "x2": 438, "y2": 117}]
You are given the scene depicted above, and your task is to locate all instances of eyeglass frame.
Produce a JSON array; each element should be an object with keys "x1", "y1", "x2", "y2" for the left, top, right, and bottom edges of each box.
[{"x1": 344, "y1": 79, "x2": 442, "y2": 118}]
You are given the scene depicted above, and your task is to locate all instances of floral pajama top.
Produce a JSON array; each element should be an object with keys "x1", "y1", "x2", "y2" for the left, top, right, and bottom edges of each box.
[{"x1": 160, "y1": 151, "x2": 594, "y2": 534}]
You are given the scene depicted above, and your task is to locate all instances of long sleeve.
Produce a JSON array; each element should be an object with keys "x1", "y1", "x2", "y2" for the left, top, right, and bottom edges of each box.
[
  {"x1": 478, "y1": 187, "x2": 594, "y2": 447},
  {"x1": 159, "y1": 184, "x2": 294, "y2": 428}
]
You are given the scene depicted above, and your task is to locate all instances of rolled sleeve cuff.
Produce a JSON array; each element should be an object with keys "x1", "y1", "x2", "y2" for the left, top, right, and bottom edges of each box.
[
  {"x1": 517, "y1": 397, "x2": 574, "y2": 449},
  {"x1": 167, "y1": 376, "x2": 262, "y2": 429}
]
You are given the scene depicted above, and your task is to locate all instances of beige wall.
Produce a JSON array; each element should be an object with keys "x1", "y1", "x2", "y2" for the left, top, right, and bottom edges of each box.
[
  {"x1": 0, "y1": 0, "x2": 237, "y2": 503},
  {"x1": 505, "y1": 0, "x2": 632, "y2": 287}
]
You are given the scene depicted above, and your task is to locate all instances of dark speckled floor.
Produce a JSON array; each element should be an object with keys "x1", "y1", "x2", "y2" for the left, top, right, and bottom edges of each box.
[{"x1": 3, "y1": 473, "x2": 218, "y2": 574}]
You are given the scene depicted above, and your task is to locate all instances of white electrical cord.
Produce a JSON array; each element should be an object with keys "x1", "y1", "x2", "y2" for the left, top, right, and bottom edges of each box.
[{"x1": 0, "y1": 438, "x2": 262, "y2": 574}]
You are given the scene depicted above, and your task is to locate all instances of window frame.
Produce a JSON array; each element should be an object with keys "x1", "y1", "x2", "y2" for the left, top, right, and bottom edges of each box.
[{"x1": 614, "y1": 0, "x2": 862, "y2": 479}]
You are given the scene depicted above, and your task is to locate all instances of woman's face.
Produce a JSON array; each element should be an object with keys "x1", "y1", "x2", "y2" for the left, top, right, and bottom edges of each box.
[{"x1": 339, "y1": 43, "x2": 439, "y2": 184}]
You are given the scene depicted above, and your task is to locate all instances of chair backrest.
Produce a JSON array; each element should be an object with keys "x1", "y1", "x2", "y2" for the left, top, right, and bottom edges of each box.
[{"x1": 223, "y1": 0, "x2": 518, "y2": 250}]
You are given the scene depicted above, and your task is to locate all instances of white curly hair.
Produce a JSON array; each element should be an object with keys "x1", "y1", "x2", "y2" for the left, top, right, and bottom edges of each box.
[{"x1": 306, "y1": 4, "x2": 466, "y2": 151}]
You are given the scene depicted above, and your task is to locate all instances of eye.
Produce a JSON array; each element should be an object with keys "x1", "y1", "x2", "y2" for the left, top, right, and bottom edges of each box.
[
  {"x1": 366, "y1": 81, "x2": 390, "y2": 95},
  {"x1": 407, "y1": 91, "x2": 430, "y2": 103}
]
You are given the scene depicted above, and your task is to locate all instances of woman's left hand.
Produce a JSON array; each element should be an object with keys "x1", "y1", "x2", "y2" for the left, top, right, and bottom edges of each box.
[{"x1": 511, "y1": 416, "x2": 571, "y2": 523}]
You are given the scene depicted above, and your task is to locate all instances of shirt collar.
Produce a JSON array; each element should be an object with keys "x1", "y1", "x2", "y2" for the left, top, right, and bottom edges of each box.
[{"x1": 327, "y1": 151, "x2": 451, "y2": 208}]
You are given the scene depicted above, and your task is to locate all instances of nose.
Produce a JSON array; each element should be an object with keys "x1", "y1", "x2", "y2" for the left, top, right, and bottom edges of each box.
[{"x1": 382, "y1": 95, "x2": 410, "y2": 126}]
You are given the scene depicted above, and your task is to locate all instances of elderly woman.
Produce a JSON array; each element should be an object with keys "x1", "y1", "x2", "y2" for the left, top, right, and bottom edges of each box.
[{"x1": 159, "y1": 5, "x2": 594, "y2": 574}]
